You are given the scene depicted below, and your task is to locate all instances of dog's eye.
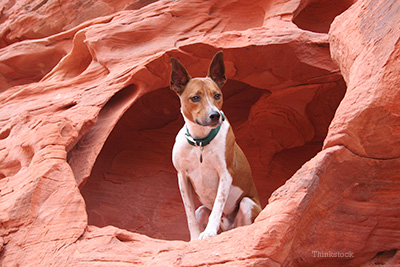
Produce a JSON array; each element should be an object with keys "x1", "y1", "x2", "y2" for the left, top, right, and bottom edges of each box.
[
  {"x1": 214, "y1": 94, "x2": 221, "y2": 100},
  {"x1": 190, "y1": 96, "x2": 201, "y2": 103}
]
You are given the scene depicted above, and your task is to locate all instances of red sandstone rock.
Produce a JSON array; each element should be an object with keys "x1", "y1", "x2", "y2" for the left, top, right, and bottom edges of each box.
[{"x1": 0, "y1": 0, "x2": 399, "y2": 266}]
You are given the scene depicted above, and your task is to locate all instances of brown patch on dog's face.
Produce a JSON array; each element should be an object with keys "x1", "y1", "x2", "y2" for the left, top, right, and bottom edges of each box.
[
  {"x1": 180, "y1": 78, "x2": 223, "y2": 127},
  {"x1": 170, "y1": 51, "x2": 226, "y2": 127}
]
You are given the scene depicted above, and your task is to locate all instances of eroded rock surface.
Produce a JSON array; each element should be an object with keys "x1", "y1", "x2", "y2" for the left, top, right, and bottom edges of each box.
[{"x1": 0, "y1": 0, "x2": 399, "y2": 266}]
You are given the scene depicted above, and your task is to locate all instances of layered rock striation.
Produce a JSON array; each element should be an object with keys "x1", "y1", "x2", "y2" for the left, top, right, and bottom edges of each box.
[{"x1": 0, "y1": 0, "x2": 399, "y2": 266}]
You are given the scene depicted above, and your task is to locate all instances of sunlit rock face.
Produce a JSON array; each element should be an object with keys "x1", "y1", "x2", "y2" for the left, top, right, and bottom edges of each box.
[{"x1": 1, "y1": 0, "x2": 399, "y2": 266}]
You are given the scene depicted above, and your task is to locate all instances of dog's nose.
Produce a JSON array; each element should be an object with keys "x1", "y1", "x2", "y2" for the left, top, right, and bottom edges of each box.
[{"x1": 209, "y1": 111, "x2": 221, "y2": 122}]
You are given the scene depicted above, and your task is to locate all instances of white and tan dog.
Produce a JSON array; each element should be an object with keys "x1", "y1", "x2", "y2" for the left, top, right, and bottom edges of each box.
[{"x1": 170, "y1": 51, "x2": 261, "y2": 240}]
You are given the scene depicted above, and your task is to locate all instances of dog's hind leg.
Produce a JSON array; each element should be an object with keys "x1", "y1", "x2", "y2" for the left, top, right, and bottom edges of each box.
[
  {"x1": 233, "y1": 197, "x2": 261, "y2": 227},
  {"x1": 220, "y1": 213, "x2": 235, "y2": 232},
  {"x1": 195, "y1": 206, "x2": 211, "y2": 232}
]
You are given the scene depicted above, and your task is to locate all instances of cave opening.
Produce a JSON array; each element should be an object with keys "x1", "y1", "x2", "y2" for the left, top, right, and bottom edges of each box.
[
  {"x1": 79, "y1": 74, "x2": 346, "y2": 241},
  {"x1": 292, "y1": 0, "x2": 355, "y2": 33}
]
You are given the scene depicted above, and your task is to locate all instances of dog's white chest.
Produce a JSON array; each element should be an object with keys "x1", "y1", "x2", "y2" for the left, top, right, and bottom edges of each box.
[
  {"x1": 172, "y1": 121, "x2": 243, "y2": 213},
  {"x1": 185, "y1": 149, "x2": 220, "y2": 208},
  {"x1": 174, "y1": 133, "x2": 224, "y2": 208}
]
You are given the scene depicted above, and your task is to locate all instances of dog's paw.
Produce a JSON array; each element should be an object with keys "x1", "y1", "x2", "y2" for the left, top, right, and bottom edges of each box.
[{"x1": 198, "y1": 228, "x2": 217, "y2": 240}]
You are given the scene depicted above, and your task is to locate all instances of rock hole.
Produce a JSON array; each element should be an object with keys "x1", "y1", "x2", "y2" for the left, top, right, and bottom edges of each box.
[
  {"x1": 125, "y1": 0, "x2": 158, "y2": 10},
  {"x1": 68, "y1": 84, "x2": 138, "y2": 186},
  {"x1": 0, "y1": 159, "x2": 21, "y2": 178},
  {"x1": 114, "y1": 231, "x2": 136, "y2": 242},
  {"x1": 0, "y1": 128, "x2": 11, "y2": 140},
  {"x1": 371, "y1": 249, "x2": 398, "y2": 265},
  {"x1": 42, "y1": 30, "x2": 94, "y2": 81},
  {"x1": 58, "y1": 101, "x2": 77, "y2": 111},
  {"x1": 292, "y1": 0, "x2": 355, "y2": 33},
  {"x1": 80, "y1": 86, "x2": 184, "y2": 240},
  {"x1": 20, "y1": 144, "x2": 34, "y2": 168},
  {"x1": 79, "y1": 75, "x2": 346, "y2": 241}
]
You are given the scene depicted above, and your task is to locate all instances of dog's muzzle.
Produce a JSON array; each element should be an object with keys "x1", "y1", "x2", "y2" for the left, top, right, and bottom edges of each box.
[{"x1": 196, "y1": 111, "x2": 225, "y2": 127}]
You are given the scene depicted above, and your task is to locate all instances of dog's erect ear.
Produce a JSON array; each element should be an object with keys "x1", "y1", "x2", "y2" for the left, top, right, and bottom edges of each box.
[
  {"x1": 208, "y1": 51, "x2": 226, "y2": 88},
  {"x1": 170, "y1": 57, "x2": 191, "y2": 95}
]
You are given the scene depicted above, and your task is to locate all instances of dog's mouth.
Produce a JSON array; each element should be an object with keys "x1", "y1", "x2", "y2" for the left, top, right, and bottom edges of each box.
[{"x1": 195, "y1": 119, "x2": 221, "y2": 128}]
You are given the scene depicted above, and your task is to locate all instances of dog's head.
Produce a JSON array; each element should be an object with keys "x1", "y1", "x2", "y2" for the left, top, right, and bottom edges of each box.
[{"x1": 170, "y1": 51, "x2": 226, "y2": 127}]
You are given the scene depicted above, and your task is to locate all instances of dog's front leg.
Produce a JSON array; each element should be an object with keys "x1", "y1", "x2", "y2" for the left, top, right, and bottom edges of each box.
[
  {"x1": 198, "y1": 170, "x2": 232, "y2": 240},
  {"x1": 177, "y1": 172, "x2": 201, "y2": 241}
]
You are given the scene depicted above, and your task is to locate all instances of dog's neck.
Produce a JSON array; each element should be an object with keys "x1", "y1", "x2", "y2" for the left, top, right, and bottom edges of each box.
[{"x1": 182, "y1": 110, "x2": 214, "y2": 139}]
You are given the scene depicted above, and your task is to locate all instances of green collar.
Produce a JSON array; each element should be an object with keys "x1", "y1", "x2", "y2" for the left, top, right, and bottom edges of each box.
[{"x1": 185, "y1": 112, "x2": 225, "y2": 147}]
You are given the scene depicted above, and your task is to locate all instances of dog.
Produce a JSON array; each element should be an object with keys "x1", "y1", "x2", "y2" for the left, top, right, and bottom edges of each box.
[{"x1": 170, "y1": 51, "x2": 261, "y2": 240}]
